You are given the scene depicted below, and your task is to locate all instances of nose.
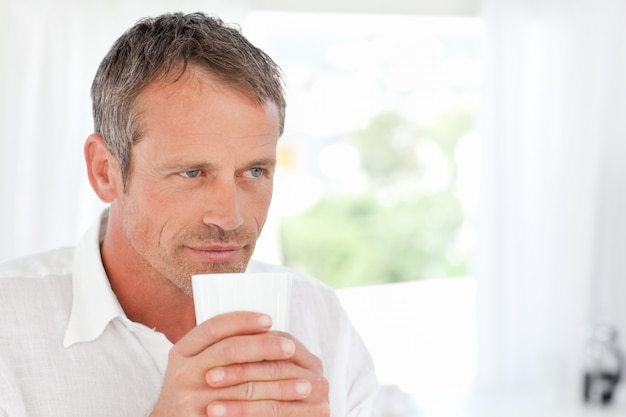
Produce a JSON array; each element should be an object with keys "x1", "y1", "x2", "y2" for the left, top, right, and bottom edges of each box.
[{"x1": 201, "y1": 178, "x2": 244, "y2": 231}]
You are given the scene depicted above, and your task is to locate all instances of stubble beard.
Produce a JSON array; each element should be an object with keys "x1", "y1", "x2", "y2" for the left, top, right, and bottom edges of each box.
[{"x1": 163, "y1": 227, "x2": 257, "y2": 297}]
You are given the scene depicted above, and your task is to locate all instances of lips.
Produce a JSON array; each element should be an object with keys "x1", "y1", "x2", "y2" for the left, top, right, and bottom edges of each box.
[{"x1": 185, "y1": 244, "x2": 244, "y2": 263}]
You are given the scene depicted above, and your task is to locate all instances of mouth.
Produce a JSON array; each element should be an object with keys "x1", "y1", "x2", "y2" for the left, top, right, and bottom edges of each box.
[{"x1": 185, "y1": 244, "x2": 245, "y2": 264}]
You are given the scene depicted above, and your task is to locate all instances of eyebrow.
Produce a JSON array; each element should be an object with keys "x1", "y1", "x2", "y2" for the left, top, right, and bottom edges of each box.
[
  {"x1": 159, "y1": 161, "x2": 210, "y2": 173},
  {"x1": 246, "y1": 157, "x2": 277, "y2": 168},
  {"x1": 160, "y1": 157, "x2": 277, "y2": 173}
]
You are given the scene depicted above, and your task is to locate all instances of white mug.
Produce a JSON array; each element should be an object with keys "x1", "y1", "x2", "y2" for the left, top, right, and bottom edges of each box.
[{"x1": 192, "y1": 272, "x2": 292, "y2": 331}]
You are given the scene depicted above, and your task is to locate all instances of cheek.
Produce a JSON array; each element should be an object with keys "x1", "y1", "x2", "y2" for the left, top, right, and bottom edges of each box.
[
  {"x1": 248, "y1": 185, "x2": 273, "y2": 225},
  {"x1": 140, "y1": 182, "x2": 177, "y2": 207},
  {"x1": 257, "y1": 182, "x2": 273, "y2": 204},
  {"x1": 134, "y1": 181, "x2": 195, "y2": 221},
  {"x1": 121, "y1": 186, "x2": 184, "y2": 239}
]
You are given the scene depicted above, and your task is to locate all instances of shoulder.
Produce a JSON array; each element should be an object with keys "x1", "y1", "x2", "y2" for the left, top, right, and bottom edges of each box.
[
  {"x1": 0, "y1": 247, "x2": 74, "y2": 327},
  {"x1": 0, "y1": 249, "x2": 74, "y2": 380},
  {"x1": 0, "y1": 246, "x2": 75, "y2": 279}
]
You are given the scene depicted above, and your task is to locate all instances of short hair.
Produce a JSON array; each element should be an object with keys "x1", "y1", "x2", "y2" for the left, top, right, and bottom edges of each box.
[{"x1": 90, "y1": 12, "x2": 286, "y2": 186}]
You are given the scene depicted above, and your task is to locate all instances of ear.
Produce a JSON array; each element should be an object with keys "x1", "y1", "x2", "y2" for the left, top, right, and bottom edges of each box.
[{"x1": 84, "y1": 134, "x2": 123, "y2": 202}]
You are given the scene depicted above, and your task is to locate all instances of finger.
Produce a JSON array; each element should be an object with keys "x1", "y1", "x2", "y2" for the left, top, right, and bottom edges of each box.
[
  {"x1": 197, "y1": 333, "x2": 296, "y2": 369},
  {"x1": 206, "y1": 399, "x2": 330, "y2": 417},
  {"x1": 270, "y1": 331, "x2": 325, "y2": 373},
  {"x1": 204, "y1": 361, "x2": 329, "y2": 404},
  {"x1": 206, "y1": 378, "x2": 312, "y2": 403},
  {"x1": 175, "y1": 312, "x2": 272, "y2": 357},
  {"x1": 206, "y1": 361, "x2": 306, "y2": 387}
]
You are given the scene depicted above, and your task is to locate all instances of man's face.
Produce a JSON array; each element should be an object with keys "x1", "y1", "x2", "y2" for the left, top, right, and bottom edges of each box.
[{"x1": 113, "y1": 69, "x2": 280, "y2": 296}]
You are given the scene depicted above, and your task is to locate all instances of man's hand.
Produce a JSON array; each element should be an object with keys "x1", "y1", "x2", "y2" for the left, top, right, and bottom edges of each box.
[{"x1": 150, "y1": 312, "x2": 330, "y2": 417}]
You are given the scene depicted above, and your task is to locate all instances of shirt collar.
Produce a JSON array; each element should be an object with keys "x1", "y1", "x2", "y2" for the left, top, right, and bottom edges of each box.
[{"x1": 64, "y1": 210, "x2": 125, "y2": 348}]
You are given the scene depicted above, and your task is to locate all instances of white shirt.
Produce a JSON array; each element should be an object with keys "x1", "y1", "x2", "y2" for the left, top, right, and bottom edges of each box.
[{"x1": 0, "y1": 213, "x2": 378, "y2": 417}]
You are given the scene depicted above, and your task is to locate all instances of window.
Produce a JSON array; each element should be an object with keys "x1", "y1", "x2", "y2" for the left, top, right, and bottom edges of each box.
[{"x1": 246, "y1": 11, "x2": 483, "y2": 288}]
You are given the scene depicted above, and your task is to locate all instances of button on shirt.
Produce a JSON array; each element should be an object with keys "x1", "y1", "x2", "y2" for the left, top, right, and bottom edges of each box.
[{"x1": 0, "y1": 212, "x2": 378, "y2": 417}]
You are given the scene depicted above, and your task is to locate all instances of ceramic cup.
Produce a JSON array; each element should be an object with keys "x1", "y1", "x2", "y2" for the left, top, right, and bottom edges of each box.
[{"x1": 191, "y1": 272, "x2": 292, "y2": 331}]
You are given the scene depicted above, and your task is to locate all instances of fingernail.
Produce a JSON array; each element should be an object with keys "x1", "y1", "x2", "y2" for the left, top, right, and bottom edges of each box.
[
  {"x1": 207, "y1": 367, "x2": 225, "y2": 384},
  {"x1": 258, "y1": 314, "x2": 272, "y2": 328},
  {"x1": 209, "y1": 403, "x2": 227, "y2": 417},
  {"x1": 295, "y1": 380, "x2": 312, "y2": 396},
  {"x1": 280, "y1": 338, "x2": 295, "y2": 355}
]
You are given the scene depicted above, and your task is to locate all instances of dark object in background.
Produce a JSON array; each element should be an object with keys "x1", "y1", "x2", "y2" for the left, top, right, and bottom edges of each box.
[{"x1": 583, "y1": 323, "x2": 623, "y2": 405}]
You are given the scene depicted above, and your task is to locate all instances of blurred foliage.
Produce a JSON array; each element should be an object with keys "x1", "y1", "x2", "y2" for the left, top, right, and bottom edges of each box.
[
  {"x1": 352, "y1": 112, "x2": 421, "y2": 181},
  {"x1": 280, "y1": 107, "x2": 473, "y2": 288}
]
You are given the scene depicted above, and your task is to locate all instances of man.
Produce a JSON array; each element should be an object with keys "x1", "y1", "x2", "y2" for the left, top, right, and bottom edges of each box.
[{"x1": 0, "y1": 12, "x2": 378, "y2": 417}]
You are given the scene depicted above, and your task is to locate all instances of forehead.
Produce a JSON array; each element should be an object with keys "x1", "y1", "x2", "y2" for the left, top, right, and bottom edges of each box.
[{"x1": 130, "y1": 66, "x2": 280, "y2": 159}]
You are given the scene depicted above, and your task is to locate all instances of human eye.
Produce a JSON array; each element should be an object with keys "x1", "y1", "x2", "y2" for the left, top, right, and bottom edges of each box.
[
  {"x1": 179, "y1": 170, "x2": 203, "y2": 179},
  {"x1": 244, "y1": 167, "x2": 265, "y2": 179}
]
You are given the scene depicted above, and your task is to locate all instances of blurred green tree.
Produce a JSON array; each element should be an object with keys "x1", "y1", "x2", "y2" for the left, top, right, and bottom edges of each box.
[{"x1": 280, "y1": 107, "x2": 473, "y2": 288}]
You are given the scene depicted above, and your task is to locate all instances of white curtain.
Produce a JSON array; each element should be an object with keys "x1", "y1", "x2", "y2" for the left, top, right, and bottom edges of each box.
[
  {"x1": 476, "y1": 0, "x2": 626, "y2": 398},
  {"x1": 0, "y1": 0, "x2": 250, "y2": 262}
]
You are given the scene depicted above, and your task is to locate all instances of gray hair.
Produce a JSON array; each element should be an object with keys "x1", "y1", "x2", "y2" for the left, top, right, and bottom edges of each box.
[{"x1": 90, "y1": 12, "x2": 286, "y2": 186}]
